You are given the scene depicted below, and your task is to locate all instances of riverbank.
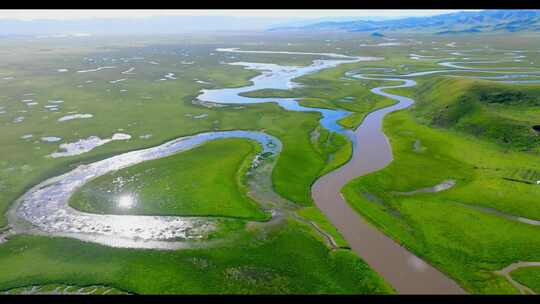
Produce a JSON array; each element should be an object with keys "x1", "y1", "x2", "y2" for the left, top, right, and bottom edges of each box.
[{"x1": 341, "y1": 77, "x2": 540, "y2": 293}]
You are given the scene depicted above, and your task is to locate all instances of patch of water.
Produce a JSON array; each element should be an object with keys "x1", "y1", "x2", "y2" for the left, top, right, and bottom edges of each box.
[
  {"x1": 49, "y1": 133, "x2": 131, "y2": 158},
  {"x1": 13, "y1": 116, "x2": 24, "y2": 123},
  {"x1": 392, "y1": 179, "x2": 456, "y2": 195},
  {"x1": 109, "y1": 78, "x2": 127, "y2": 84},
  {"x1": 164, "y1": 73, "x2": 176, "y2": 80},
  {"x1": 77, "y1": 66, "x2": 116, "y2": 73},
  {"x1": 121, "y1": 67, "x2": 135, "y2": 75},
  {"x1": 198, "y1": 49, "x2": 379, "y2": 134},
  {"x1": 58, "y1": 114, "x2": 94, "y2": 122},
  {"x1": 359, "y1": 42, "x2": 402, "y2": 47},
  {"x1": 11, "y1": 131, "x2": 280, "y2": 249},
  {"x1": 41, "y1": 136, "x2": 62, "y2": 142}
]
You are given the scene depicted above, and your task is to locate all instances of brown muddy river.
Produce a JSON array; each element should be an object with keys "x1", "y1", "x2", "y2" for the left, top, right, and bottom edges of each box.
[{"x1": 312, "y1": 75, "x2": 466, "y2": 294}]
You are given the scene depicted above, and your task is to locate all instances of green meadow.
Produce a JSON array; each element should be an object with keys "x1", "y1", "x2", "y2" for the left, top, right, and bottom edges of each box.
[
  {"x1": 511, "y1": 267, "x2": 540, "y2": 294},
  {"x1": 70, "y1": 138, "x2": 267, "y2": 220},
  {"x1": 1, "y1": 31, "x2": 540, "y2": 294},
  {"x1": 0, "y1": 220, "x2": 393, "y2": 294},
  {"x1": 0, "y1": 33, "x2": 395, "y2": 294},
  {"x1": 342, "y1": 76, "x2": 540, "y2": 294}
]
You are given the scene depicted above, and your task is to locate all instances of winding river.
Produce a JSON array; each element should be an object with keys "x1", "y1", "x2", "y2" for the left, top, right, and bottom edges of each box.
[
  {"x1": 311, "y1": 75, "x2": 465, "y2": 294},
  {"x1": 8, "y1": 47, "x2": 540, "y2": 294},
  {"x1": 8, "y1": 131, "x2": 281, "y2": 250},
  {"x1": 202, "y1": 52, "x2": 466, "y2": 293}
]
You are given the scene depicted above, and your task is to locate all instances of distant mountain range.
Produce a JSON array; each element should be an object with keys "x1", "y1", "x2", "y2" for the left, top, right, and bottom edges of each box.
[
  {"x1": 269, "y1": 10, "x2": 540, "y2": 35},
  {"x1": 3, "y1": 10, "x2": 540, "y2": 37},
  {"x1": 0, "y1": 15, "x2": 295, "y2": 36},
  {"x1": 0, "y1": 15, "x2": 418, "y2": 37},
  {"x1": 269, "y1": 15, "x2": 399, "y2": 28}
]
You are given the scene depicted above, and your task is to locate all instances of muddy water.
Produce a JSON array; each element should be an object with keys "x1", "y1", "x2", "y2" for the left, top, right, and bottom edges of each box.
[
  {"x1": 310, "y1": 57, "x2": 540, "y2": 293},
  {"x1": 200, "y1": 53, "x2": 465, "y2": 293},
  {"x1": 312, "y1": 75, "x2": 466, "y2": 294},
  {"x1": 199, "y1": 50, "x2": 536, "y2": 293}
]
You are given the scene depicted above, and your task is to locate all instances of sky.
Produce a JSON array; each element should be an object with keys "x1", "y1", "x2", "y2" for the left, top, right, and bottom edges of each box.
[{"x1": 0, "y1": 10, "x2": 475, "y2": 21}]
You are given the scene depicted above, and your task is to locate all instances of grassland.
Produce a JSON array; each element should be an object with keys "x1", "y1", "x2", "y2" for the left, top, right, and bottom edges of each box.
[
  {"x1": 0, "y1": 33, "x2": 396, "y2": 294},
  {"x1": 240, "y1": 61, "x2": 396, "y2": 130},
  {"x1": 0, "y1": 32, "x2": 417, "y2": 227},
  {"x1": 510, "y1": 267, "x2": 540, "y2": 294},
  {"x1": 70, "y1": 138, "x2": 268, "y2": 220},
  {"x1": 0, "y1": 38, "x2": 358, "y2": 227},
  {"x1": 4, "y1": 31, "x2": 540, "y2": 294},
  {"x1": 1, "y1": 284, "x2": 128, "y2": 295},
  {"x1": 0, "y1": 219, "x2": 393, "y2": 294},
  {"x1": 412, "y1": 78, "x2": 540, "y2": 153},
  {"x1": 341, "y1": 77, "x2": 540, "y2": 293}
]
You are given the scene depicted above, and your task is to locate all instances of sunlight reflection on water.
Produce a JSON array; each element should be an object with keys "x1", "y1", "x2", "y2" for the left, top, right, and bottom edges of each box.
[{"x1": 118, "y1": 194, "x2": 136, "y2": 209}]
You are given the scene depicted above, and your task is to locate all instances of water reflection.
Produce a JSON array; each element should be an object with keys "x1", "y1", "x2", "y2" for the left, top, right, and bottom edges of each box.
[
  {"x1": 11, "y1": 130, "x2": 281, "y2": 249},
  {"x1": 118, "y1": 194, "x2": 136, "y2": 209}
]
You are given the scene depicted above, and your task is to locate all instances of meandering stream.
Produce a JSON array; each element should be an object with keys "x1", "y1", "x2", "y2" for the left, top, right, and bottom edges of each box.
[
  {"x1": 8, "y1": 131, "x2": 281, "y2": 250},
  {"x1": 8, "y1": 50, "x2": 376, "y2": 249},
  {"x1": 7, "y1": 47, "x2": 539, "y2": 294},
  {"x1": 311, "y1": 74, "x2": 466, "y2": 294}
]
